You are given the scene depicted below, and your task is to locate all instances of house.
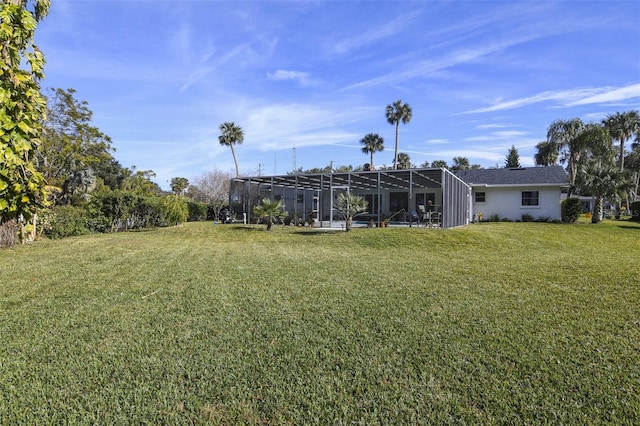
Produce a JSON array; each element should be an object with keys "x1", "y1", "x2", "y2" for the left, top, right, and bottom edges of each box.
[
  {"x1": 229, "y1": 168, "x2": 470, "y2": 228},
  {"x1": 454, "y1": 166, "x2": 570, "y2": 222},
  {"x1": 229, "y1": 166, "x2": 569, "y2": 228}
]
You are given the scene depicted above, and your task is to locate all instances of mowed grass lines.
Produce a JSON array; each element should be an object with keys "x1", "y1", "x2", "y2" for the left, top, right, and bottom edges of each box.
[{"x1": 1, "y1": 221, "x2": 639, "y2": 424}]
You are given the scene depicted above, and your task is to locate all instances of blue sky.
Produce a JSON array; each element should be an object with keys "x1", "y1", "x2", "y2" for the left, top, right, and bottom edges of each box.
[{"x1": 36, "y1": 1, "x2": 640, "y2": 189}]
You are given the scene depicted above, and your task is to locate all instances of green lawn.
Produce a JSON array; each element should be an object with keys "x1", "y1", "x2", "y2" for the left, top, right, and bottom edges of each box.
[{"x1": 1, "y1": 220, "x2": 639, "y2": 424}]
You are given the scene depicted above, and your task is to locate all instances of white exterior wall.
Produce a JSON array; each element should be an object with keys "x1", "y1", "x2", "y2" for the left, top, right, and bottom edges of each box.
[{"x1": 472, "y1": 186, "x2": 562, "y2": 221}]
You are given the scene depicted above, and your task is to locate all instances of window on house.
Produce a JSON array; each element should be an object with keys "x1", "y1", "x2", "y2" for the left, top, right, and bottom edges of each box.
[
  {"x1": 364, "y1": 194, "x2": 379, "y2": 214},
  {"x1": 475, "y1": 192, "x2": 486, "y2": 203},
  {"x1": 521, "y1": 191, "x2": 539, "y2": 206}
]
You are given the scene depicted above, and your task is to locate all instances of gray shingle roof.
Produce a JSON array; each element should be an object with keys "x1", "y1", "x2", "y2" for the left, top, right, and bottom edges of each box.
[{"x1": 454, "y1": 166, "x2": 569, "y2": 186}]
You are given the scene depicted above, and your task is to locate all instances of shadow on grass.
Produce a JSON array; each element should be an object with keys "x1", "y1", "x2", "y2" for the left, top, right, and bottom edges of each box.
[
  {"x1": 295, "y1": 229, "x2": 344, "y2": 236},
  {"x1": 228, "y1": 225, "x2": 264, "y2": 232},
  {"x1": 617, "y1": 224, "x2": 640, "y2": 230}
]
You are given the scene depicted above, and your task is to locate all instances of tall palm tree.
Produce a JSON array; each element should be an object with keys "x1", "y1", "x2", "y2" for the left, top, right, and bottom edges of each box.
[
  {"x1": 385, "y1": 99, "x2": 412, "y2": 170},
  {"x1": 360, "y1": 133, "x2": 384, "y2": 170},
  {"x1": 396, "y1": 152, "x2": 412, "y2": 169},
  {"x1": 547, "y1": 118, "x2": 586, "y2": 189},
  {"x1": 534, "y1": 141, "x2": 560, "y2": 166},
  {"x1": 218, "y1": 122, "x2": 244, "y2": 177},
  {"x1": 603, "y1": 110, "x2": 640, "y2": 171}
]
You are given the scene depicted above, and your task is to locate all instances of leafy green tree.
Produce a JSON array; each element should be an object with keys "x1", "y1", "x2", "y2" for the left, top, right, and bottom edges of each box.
[
  {"x1": 218, "y1": 122, "x2": 244, "y2": 177},
  {"x1": 333, "y1": 192, "x2": 368, "y2": 232},
  {"x1": 170, "y1": 177, "x2": 189, "y2": 196},
  {"x1": 534, "y1": 141, "x2": 559, "y2": 166},
  {"x1": 121, "y1": 167, "x2": 161, "y2": 196},
  {"x1": 253, "y1": 198, "x2": 287, "y2": 231},
  {"x1": 603, "y1": 111, "x2": 639, "y2": 171},
  {"x1": 385, "y1": 99, "x2": 412, "y2": 170},
  {"x1": 360, "y1": 133, "x2": 384, "y2": 170},
  {"x1": 92, "y1": 156, "x2": 126, "y2": 190},
  {"x1": 160, "y1": 194, "x2": 188, "y2": 226},
  {"x1": 0, "y1": 0, "x2": 50, "y2": 245},
  {"x1": 37, "y1": 88, "x2": 114, "y2": 203},
  {"x1": 504, "y1": 145, "x2": 521, "y2": 168}
]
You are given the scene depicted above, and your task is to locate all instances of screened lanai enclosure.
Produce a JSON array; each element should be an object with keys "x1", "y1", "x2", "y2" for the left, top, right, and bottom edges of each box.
[{"x1": 229, "y1": 168, "x2": 472, "y2": 229}]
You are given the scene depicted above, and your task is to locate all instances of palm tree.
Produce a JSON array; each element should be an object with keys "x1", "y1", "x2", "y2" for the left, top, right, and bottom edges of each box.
[
  {"x1": 360, "y1": 133, "x2": 384, "y2": 170},
  {"x1": 253, "y1": 198, "x2": 287, "y2": 231},
  {"x1": 547, "y1": 118, "x2": 586, "y2": 190},
  {"x1": 396, "y1": 152, "x2": 412, "y2": 169},
  {"x1": 451, "y1": 156, "x2": 470, "y2": 171},
  {"x1": 170, "y1": 177, "x2": 189, "y2": 196},
  {"x1": 218, "y1": 122, "x2": 244, "y2": 177},
  {"x1": 385, "y1": 99, "x2": 412, "y2": 170},
  {"x1": 333, "y1": 192, "x2": 368, "y2": 232},
  {"x1": 534, "y1": 141, "x2": 559, "y2": 166},
  {"x1": 579, "y1": 161, "x2": 631, "y2": 223},
  {"x1": 430, "y1": 160, "x2": 448, "y2": 169},
  {"x1": 572, "y1": 122, "x2": 631, "y2": 223},
  {"x1": 603, "y1": 111, "x2": 640, "y2": 171},
  {"x1": 626, "y1": 145, "x2": 640, "y2": 201}
]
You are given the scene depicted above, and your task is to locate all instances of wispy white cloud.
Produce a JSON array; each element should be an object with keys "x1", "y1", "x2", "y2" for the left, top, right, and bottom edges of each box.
[
  {"x1": 476, "y1": 124, "x2": 513, "y2": 129},
  {"x1": 342, "y1": 30, "x2": 545, "y2": 91},
  {"x1": 426, "y1": 138, "x2": 450, "y2": 145},
  {"x1": 463, "y1": 84, "x2": 640, "y2": 114},
  {"x1": 332, "y1": 10, "x2": 422, "y2": 55},
  {"x1": 567, "y1": 84, "x2": 640, "y2": 106},
  {"x1": 267, "y1": 70, "x2": 313, "y2": 86},
  {"x1": 239, "y1": 102, "x2": 378, "y2": 152}
]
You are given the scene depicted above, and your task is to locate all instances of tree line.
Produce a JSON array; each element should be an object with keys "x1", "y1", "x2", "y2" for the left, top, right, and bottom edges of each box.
[{"x1": 533, "y1": 113, "x2": 640, "y2": 222}]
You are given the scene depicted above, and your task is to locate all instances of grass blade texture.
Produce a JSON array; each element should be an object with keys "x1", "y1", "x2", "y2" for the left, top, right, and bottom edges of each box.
[{"x1": 1, "y1": 220, "x2": 639, "y2": 424}]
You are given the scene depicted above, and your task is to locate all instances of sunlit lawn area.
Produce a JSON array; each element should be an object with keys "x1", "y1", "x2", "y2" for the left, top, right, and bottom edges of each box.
[{"x1": 1, "y1": 219, "x2": 639, "y2": 424}]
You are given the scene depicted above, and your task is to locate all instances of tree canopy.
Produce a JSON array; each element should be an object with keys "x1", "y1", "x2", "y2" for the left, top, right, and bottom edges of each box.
[{"x1": 0, "y1": 0, "x2": 50, "y2": 245}]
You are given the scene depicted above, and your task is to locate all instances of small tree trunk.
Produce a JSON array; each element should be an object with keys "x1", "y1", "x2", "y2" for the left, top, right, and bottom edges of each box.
[
  {"x1": 266, "y1": 218, "x2": 273, "y2": 231},
  {"x1": 0, "y1": 219, "x2": 18, "y2": 248},
  {"x1": 345, "y1": 216, "x2": 352, "y2": 232}
]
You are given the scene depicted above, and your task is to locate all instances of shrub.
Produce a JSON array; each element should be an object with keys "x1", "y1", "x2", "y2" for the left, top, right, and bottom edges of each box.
[
  {"x1": 160, "y1": 195, "x2": 188, "y2": 226},
  {"x1": 561, "y1": 197, "x2": 582, "y2": 223},
  {"x1": 521, "y1": 213, "x2": 535, "y2": 222},
  {"x1": 535, "y1": 216, "x2": 553, "y2": 223},
  {"x1": 44, "y1": 205, "x2": 90, "y2": 239},
  {"x1": 630, "y1": 201, "x2": 640, "y2": 222},
  {"x1": 89, "y1": 191, "x2": 165, "y2": 232},
  {"x1": 487, "y1": 214, "x2": 501, "y2": 222},
  {"x1": 187, "y1": 200, "x2": 208, "y2": 222}
]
